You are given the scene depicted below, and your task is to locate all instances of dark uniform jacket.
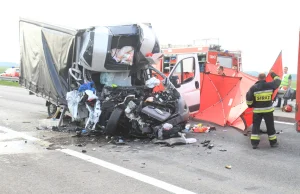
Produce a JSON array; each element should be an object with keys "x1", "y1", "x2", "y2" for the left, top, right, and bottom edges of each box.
[{"x1": 246, "y1": 72, "x2": 281, "y2": 113}]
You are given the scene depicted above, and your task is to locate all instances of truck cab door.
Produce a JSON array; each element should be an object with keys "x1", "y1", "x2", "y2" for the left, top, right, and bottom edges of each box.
[{"x1": 168, "y1": 54, "x2": 200, "y2": 113}]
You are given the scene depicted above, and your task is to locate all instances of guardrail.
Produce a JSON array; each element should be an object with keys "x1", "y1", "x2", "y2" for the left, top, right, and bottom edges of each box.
[{"x1": 0, "y1": 76, "x2": 19, "y2": 82}]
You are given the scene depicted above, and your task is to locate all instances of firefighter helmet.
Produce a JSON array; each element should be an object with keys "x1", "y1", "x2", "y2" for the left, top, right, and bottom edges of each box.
[{"x1": 283, "y1": 104, "x2": 293, "y2": 112}]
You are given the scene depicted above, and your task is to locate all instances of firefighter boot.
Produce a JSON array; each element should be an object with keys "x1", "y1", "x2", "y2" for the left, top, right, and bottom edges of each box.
[
  {"x1": 269, "y1": 134, "x2": 278, "y2": 148},
  {"x1": 250, "y1": 134, "x2": 260, "y2": 149}
]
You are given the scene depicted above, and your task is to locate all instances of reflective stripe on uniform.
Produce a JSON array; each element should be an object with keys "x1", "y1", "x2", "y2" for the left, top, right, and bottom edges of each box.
[
  {"x1": 251, "y1": 134, "x2": 260, "y2": 140},
  {"x1": 253, "y1": 106, "x2": 274, "y2": 113},
  {"x1": 253, "y1": 90, "x2": 273, "y2": 95},
  {"x1": 254, "y1": 90, "x2": 273, "y2": 102},
  {"x1": 269, "y1": 135, "x2": 277, "y2": 141},
  {"x1": 246, "y1": 100, "x2": 253, "y2": 105}
]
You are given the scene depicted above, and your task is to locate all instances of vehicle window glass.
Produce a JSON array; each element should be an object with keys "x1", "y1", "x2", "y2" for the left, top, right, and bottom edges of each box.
[
  {"x1": 217, "y1": 56, "x2": 232, "y2": 68},
  {"x1": 182, "y1": 57, "x2": 195, "y2": 84},
  {"x1": 198, "y1": 54, "x2": 206, "y2": 72},
  {"x1": 172, "y1": 61, "x2": 182, "y2": 84},
  {"x1": 170, "y1": 57, "x2": 195, "y2": 85}
]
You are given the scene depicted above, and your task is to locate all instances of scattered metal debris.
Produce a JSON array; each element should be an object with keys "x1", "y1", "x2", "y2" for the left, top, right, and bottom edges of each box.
[{"x1": 201, "y1": 140, "x2": 211, "y2": 147}]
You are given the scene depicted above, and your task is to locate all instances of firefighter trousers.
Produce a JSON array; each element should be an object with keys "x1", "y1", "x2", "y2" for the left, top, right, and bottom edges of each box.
[{"x1": 251, "y1": 112, "x2": 277, "y2": 146}]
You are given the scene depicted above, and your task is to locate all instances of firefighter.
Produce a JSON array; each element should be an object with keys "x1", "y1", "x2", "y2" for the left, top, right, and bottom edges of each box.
[
  {"x1": 246, "y1": 71, "x2": 281, "y2": 149},
  {"x1": 217, "y1": 66, "x2": 226, "y2": 76}
]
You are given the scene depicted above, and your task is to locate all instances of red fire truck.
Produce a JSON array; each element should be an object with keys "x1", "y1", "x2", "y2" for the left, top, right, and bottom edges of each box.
[{"x1": 153, "y1": 44, "x2": 242, "y2": 76}]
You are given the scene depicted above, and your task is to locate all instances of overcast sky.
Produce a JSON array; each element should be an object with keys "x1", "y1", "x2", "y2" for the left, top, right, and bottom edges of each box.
[{"x1": 1, "y1": 0, "x2": 299, "y2": 73}]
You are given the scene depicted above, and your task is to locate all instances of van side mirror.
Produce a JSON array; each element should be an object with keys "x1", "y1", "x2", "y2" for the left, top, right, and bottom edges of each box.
[{"x1": 169, "y1": 75, "x2": 181, "y2": 88}]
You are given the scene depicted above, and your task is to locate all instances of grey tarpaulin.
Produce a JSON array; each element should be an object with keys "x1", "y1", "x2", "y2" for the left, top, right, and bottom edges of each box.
[{"x1": 19, "y1": 18, "x2": 79, "y2": 105}]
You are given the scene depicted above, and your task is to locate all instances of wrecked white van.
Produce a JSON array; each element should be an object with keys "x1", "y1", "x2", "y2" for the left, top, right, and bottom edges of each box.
[{"x1": 19, "y1": 18, "x2": 189, "y2": 138}]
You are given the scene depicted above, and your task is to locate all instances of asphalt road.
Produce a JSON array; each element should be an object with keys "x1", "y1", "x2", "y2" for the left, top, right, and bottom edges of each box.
[{"x1": 1, "y1": 85, "x2": 300, "y2": 194}]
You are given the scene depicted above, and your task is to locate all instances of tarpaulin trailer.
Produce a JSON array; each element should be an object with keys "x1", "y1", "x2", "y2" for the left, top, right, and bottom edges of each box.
[{"x1": 19, "y1": 18, "x2": 190, "y2": 137}]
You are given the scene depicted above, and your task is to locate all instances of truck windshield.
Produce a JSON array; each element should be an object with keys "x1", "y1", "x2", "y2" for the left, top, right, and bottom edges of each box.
[{"x1": 217, "y1": 56, "x2": 232, "y2": 68}]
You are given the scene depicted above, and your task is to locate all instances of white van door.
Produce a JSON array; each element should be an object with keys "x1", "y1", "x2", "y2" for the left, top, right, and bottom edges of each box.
[{"x1": 168, "y1": 54, "x2": 200, "y2": 113}]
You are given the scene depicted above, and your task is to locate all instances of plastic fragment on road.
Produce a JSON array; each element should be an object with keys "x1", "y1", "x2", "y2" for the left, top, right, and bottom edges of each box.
[
  {"x1": 225, "y1": 165, "x2": 232, "y2": 169},
  {"x1": 185, "y1": 138, "x2": 197, "y2": 144},
  {"x1": 193, "y1": 125, "x2": 209, "y2": 133}
]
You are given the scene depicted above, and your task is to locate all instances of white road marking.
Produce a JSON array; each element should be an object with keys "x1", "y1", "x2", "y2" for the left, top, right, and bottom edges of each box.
[
  {"x1": 0, "y1": 126, "x2": 196, "y2": 194},
  {"x1": 274, "y1": 121, "x2": 295, "y2": 125},
  {"x1": 60, "y1": 149, "x2": 196, "y2": 194},
  {"x1": 262, "y1": 119, "x2": 295, "y2": 126}
]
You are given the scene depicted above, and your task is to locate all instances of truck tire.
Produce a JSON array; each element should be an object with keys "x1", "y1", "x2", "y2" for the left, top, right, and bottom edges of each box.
[{"x1": 105, "y1": 108, "x2": 123, "y2": 136}]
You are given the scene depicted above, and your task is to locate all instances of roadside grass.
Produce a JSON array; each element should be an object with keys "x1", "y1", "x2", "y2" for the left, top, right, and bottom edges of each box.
[
  {"x1": 0, "y1": 67, "x2": 8, "y2": 73},
  {"x1": 0, "y1": 80, "x2": 20, "y2": 87},
  {"x1": 291, "y1": 80, "x2": 296, "y2": 90},
  {"x1": 0, "y1": 66, "x2": 20, "y2": 87}
]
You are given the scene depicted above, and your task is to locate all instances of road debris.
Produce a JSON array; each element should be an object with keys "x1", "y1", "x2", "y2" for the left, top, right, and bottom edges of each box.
[
  {"x1": 201, "y1": 140, "x2": 211, "y2": 147},
  {"x1": 208, "y1": 144, "x2": 214, "y2": 149},
  {"x1": 82, "y1": 150, "x2": 87, "y2": 153},
  {"x1": 219, "y1": 149, "x2": 227, "y2": 152},
  {"x1": 75, "y1": 143, "x2": 86, "y2": 147},
  {"x1": 153, "y1": 132, "x2": 197, "y2": 146},
  {"x1": 225, "y1": 165, "x2": 232, "y2": 169}
]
